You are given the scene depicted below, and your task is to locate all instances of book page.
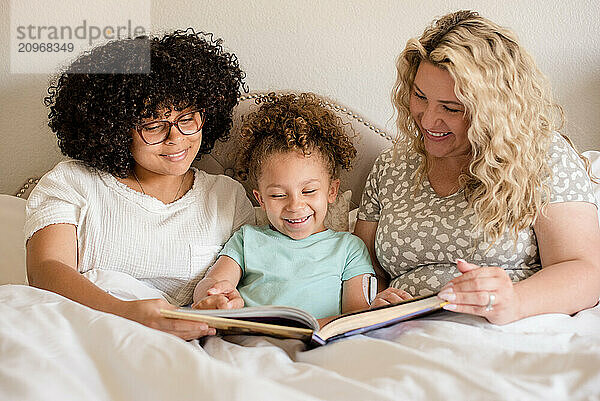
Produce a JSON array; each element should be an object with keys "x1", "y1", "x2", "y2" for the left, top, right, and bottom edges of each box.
[
  {"x1": 190, "y1": 305, "x2": 318, "y2": 330},
  {"x1": 164, "y1": 305, "x2": 319, "y2": 330},
  {"x1": 316, "y1": 295, "x2": 447, "y2": 341}
]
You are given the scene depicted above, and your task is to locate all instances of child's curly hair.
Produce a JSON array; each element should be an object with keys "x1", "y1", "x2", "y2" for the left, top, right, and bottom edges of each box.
[
  {"x1": 236, "y1": 93, "x2": 356, "y2": 187},
  {"x1": 44, "y1": 29, "x2": 245, "y2": 177}
]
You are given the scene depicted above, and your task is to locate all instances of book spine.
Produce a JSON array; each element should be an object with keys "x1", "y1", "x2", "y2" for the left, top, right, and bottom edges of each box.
[{"x1": 310, "y1": 333, "x2": 326, "y2": 348}]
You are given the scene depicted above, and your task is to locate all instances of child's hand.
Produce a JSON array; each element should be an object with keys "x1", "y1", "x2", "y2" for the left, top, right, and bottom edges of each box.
[
  {"x1": 191, "y1": 280, "x2": 244, "y2": 310},
  {"x1": 370, "y1": 287, "x2": 413, "y2": 308}
]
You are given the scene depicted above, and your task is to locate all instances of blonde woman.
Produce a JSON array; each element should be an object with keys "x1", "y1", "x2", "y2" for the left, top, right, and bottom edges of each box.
[{"x1": 354, "y1": 10, "x2": 600, "y2": 324}]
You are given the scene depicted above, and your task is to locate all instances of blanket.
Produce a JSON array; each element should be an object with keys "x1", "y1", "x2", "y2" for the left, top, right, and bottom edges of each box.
[{"x1": 2, "y1": 283, "x2": 599, "y2": 401}]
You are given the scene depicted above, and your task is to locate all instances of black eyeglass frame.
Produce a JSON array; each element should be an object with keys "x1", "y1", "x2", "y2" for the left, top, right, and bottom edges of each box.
[{"x1": 135, "y1": 109, "x2": 205, "y2": 145}]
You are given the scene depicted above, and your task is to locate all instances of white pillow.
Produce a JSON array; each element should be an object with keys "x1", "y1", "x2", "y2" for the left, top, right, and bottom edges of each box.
[
  {"x1": 254, "y1": 190, "x2": 352, "y2": 232},
  {"x1": 0, "y1": 195, "x2": 28, "y2": 285}
]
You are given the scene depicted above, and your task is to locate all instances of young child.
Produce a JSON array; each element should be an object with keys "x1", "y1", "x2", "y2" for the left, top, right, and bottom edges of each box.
[{"x1": 192, "y1": 94, "x2": 375, "y2": 322}]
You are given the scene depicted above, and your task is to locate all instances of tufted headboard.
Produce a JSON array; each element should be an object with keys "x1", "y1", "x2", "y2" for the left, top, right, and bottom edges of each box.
[
  {"x1": 193, "y1": 92, "x2": 394, "y2": 209},
  {"x1": 16, "y1": 92, "x2": 395, "y2": 208}
]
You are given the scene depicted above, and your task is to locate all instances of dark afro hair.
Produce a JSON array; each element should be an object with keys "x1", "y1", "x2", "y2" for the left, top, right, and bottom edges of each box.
[
  {"x1": 44, "y1": 29, "x2": 246, "y2": 177},
  {"x1": 236, "y1": 93, "x2": 357, "y2": 188}
]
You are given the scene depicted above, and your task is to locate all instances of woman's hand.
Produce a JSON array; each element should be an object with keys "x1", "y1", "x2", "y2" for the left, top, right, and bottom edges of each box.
[
  {"x1": 370, "y1": 287, "x2": 413, "y2": 308},
  {"x1": 120, "y1": 298, "x2": 216, "y2": 340},
  {"x1": 191, "y1": 280, "x2": 244, "y2": 310},
  {"x1": 438, "y1": 259, "x2": 521, "y2": 325}
]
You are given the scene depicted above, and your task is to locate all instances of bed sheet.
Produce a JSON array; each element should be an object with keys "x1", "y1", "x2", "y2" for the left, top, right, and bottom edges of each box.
[
  {"x1": 0, "y1": 285, "x2": 318, "y2": 401},
  {"x1": 203, "y1": 308, "x2": 600, "y2": 400},
  {"x1": 1, "y1": 283, "x2": 599, "y2": 401}
]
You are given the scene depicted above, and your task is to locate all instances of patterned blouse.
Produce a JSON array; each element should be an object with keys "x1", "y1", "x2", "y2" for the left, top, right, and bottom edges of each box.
[{"x1": 358, "y1": 133, "x2": 597, "y2": 296}]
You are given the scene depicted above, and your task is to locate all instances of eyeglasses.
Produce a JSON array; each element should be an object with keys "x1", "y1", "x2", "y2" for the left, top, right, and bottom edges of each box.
[{"x1": 136, "y1": 110, "x2": 205, "y2": 145}]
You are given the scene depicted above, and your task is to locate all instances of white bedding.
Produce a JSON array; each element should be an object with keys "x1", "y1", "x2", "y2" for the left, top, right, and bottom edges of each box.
[{"x1": 2, "y1": 282, "x2": 599, "y2": 401}]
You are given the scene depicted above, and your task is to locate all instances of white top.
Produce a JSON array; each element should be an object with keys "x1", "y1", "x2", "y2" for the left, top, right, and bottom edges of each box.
[{"x1": 25, "y1": 160, "x2": 255, "y2": 306}]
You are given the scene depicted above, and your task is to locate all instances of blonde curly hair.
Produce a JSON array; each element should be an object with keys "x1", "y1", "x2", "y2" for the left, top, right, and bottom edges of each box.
[
  {"x1": 236, "y1": 93, "x2": 356, "y2": 188},
  {"x1": 392, "y1": 10, "x2": 591, "y2": 245}
]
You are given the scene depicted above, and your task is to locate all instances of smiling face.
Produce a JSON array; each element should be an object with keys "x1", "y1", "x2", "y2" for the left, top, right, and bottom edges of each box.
[
  {"x1": 130, "y1": 107, "x2": 202, "y2": 178},
  {"x1": 253, "y1": 150, "x2": 340, "y2": 240},
  {"x1": 409, "y1": 61, "x2": 471, "y2": 161}
]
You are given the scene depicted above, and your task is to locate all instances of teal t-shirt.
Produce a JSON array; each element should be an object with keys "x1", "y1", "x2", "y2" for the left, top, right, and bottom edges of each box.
[{"x1": 218, "y1": 225, "x2": 374, "y2": 319}]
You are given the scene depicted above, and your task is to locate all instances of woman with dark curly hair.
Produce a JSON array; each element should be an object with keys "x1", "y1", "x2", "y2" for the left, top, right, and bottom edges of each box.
[
  {"x1": 192, "y1": 94, "x2": 375, "y2": 324},
  {"x1": 24, "y1": 30, "x2": 255, "y2": 340}
]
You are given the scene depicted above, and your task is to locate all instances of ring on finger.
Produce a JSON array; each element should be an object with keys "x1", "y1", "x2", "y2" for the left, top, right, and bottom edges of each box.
[{"x1": 485, "y1": 293, "x2": 496, "y2": 312}]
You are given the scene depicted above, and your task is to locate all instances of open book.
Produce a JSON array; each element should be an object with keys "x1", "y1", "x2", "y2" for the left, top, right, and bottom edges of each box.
[{"x1": 161, "y1": 294, "x2": 448, "y2": 346}]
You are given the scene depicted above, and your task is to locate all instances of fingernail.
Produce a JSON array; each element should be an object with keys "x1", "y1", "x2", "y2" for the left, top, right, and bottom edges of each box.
[
  {"x1": 455, "y1": 258, "x2": 466, "y2": 264},
  {"x1": 443, "y1": 303, "x2": 457, "y2": 311},
  {"x1": 438, "y1": 288, "x2": 456, "y2": 302}
]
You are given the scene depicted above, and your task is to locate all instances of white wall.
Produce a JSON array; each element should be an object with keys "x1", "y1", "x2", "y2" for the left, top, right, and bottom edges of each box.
[{"x1": 1, "y1": 0, "x2": 599, "y2": 194}]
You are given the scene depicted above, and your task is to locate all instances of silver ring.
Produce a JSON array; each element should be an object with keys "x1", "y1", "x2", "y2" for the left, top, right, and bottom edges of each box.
[{"x1": 485, "y1": 293, "x2": 496, "y2": 312}]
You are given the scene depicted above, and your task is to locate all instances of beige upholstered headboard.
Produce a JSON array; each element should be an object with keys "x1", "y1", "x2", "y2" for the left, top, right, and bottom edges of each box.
[
  {"x1": 193, "y1": 92, "x2": 394, "y2": 209},
  {"x1": 16, "y1": 92, "x2": 394, "y2": 207}
]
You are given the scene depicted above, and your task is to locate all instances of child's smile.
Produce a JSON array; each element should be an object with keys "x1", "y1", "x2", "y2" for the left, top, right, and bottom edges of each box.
[
  {"x1": 284, "y1": 215, "x2": 312, "y2": 224},
  {"x1": 282, "y1": 213, "x2": 315, "y2": 235},
  {"x1": 253, "y1": 150, "x2": 339, "y2": 240}
]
